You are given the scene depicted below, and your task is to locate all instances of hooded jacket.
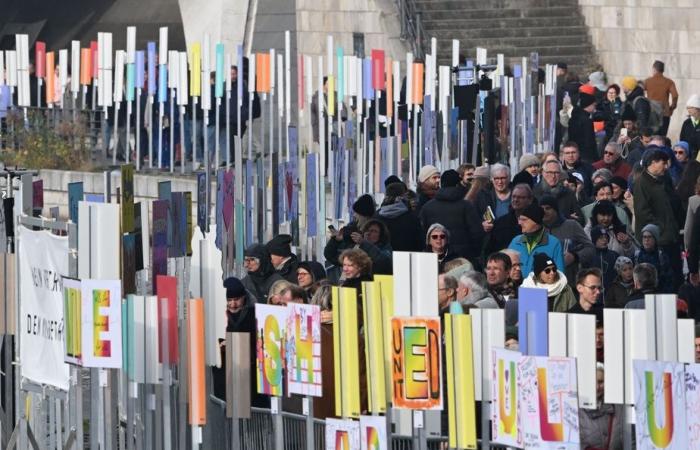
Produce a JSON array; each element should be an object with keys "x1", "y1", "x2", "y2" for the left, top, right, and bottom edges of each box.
[
  {"x1": 419, "y1": 185, "x2": 485, "y2": 260},
  {"x1": 376, "y1": 200, "x2": 424, "y2": 252},
  {"x1": 241, "y1": 244, "x2": 285, "y2": 304},
  {"x1": 633, "y1": 170, "x2": 679, "y2": 246}
]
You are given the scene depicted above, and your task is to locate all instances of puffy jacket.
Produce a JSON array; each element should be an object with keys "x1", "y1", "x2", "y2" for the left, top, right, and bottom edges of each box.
[
  {"x1": 376, "y1": 200, "x2": 424, "y2": 252},
  {"x1": 508, "y1": 230, "x2": 564, "y2": 277},
  {"x1": 633, "y1": 170, "x2": 679, "y2": 246}
]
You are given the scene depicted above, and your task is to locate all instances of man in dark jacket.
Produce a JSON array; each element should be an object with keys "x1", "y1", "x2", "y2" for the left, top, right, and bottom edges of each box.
[
  {"x1": 416, "y1": 165, "x2": 440, "y2": 212},
  {"x1": 266, "y1": 234, "x2": 299, "y2": 283},
  {"x1": 534, "y1": 160, "x2": 583, "y2": 224},
  {"x1": 483, "y1": 184, "x2": 534, "y2": 257},
  {"x1": 560, "y1": 141, "x2": 594, "y2": 196},
  {"x1": 567, "y1": 93, "x2": 598, "y2": 162},
  {"x1": 376, "y1": 182, "x2": 424, "y2": 252},
  {"x1": 420, "y1": 170, "x2": 484, "y2": 261},
  {"x1": 680, "y1": 94, "x2": 700, "y2": 156}
]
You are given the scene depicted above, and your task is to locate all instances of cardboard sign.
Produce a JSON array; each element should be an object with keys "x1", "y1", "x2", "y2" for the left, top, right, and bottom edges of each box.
[
  {"x1": 255, "y1": 304, "x2": 288, "y2": 396},
  {"x1": 390, "y1": 317, "x2": 442, "y2": 410},
  {"x1": 491, "y1": 348, "x2": 522, "y2": 447},
  {"x1": 325, "y1": 418, "x2": 360, "y2": 450},
  {"x1": 286, "y1": 303, "x2": 322, "y2": 397},
  {"x1": 360, "y1": 415, "x2": 387, "y2": 450}
]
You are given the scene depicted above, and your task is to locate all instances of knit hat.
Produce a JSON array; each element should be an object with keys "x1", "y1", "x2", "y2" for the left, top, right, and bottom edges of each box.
[
  {"x1": 266, "y1": 234, "x2": 293, "y2": 257},
  {"x1": 384, "y1": 175, "x2": 402, "y2": 187},
  {"x1": 519, "y1": 154, "x2": 540, "y2": 171},
  {"x1": 610, "y1": 176, "x2": 628, "y2": 191},
  {"x1": 556, "y1": 62, "x2": 568, "y2": 70},
  {"x1": 592, "y1": 200, "x2": 616, "y2": 217},
  {"x1": 590, "y1": 225, "x2": 609, "y2": 243},
  {"x1": 614, "y1": 256, "x2": 633, "y2": 274},
  {"x1": 533, "y1": 253, "x2": 557, "y2": 277},
  {"x1": 588, "y1": 71, "x2": 607, "y2": 91},
  {"x1": 224, "y1": 277, "x2": 246, "y2": 299},
  {"x1": 385, "y1": 182, "x2": 408, "y2": 199},
  {"x1": 298, "y1": 261, "x2": 327, "y2": 283},
  {"x1": 620, "y1": 105, "x2": 637, "y2": 122},
  {"x1": 418, "y1": 165, "x2": 440, "y2": 183},
  {"x1": 519, "y1": 203, "x2": 543, "y2": 225},
  {"x1": 641, "y1": 146, "x2": 669, "y2": 168},
  {"x1": 539, "y1": 195, "x2": 559, "y2": 213},
  {"x1": 621, "y1": 76, "x2": 637, "y2": 91},
  {"x1": 641, "y1": 223, "x2": 660, "y2": 243},
  {"x1": 686, "y1": 94, "x2": 700, "y2": 109},
  {"x1": 440, "y1": 169, "x2": 461, "y2": 188},
  {"x1": 579, "y1": 92, "x2": 596, "y2": 109},
  {"x1": 352, "y1": 194, "x2": 376, "y2": 217},
  {"x1": 512, "y1": 170, "x2": 534, "y2": 187}
]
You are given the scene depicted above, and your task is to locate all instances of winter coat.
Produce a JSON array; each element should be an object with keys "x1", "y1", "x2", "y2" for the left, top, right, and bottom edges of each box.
[
  {"x1": 376, "y1": 200, "x2": 424, "y2": 252},
  {"x1": 579, "y1": 404, "x2": 623, "y2": 450},
  {"x1": 688, "y1": 206, "x2": 700, "y2": 275},
  {"x1": 633, "y1": 170, "x2": 679, "y2": 246},
  {"x1": 680, "y1": 117, "x2": 700, "y2": 157},
  {"x1": 483, "y1": 209, "x2": 522, "y2": 258},
  {"x1": 568, "y1": 107, "x2": 598, "y2": 162},
  {"x1": 241, "y1": 244, "x2": 285, "y2": 304},
  {"x1": 600, "y1": 97, "x2": 623, "y2": 143},
  {"x1": 521, "y1": 271, "x2": 577, "y2": 312},
  {"x1": 275, "y1": 254, "x2": 300, "y2": 283},
  {"x1": 624, "y1": 86, "x2": 651, "y2": 131},
  {"x1": 420, "y1": 185, "x2": 485, "y2": 260},
  {"x1": 547, "y1": 216, "x2": 595, "y2": 287},
  {"x1": 563, "y1": 159, "x2": 594, "y2": 196},
  {"x1": 475, "y1": 188, "x2": 511, "y2": 220},
  {"x1": 605, "y1": 276, "x2": 634, "y2": 309},
  {"x1": 592, "y1": 157, "x2": 632, "y2": 181},
  {"x1": 508, "y1": 230, "x2": 565, "y2": 277},
  {"x1": 358, "y1": 240, "x2": 393, "y2": 275},
  {"x1": 583, "y1": 222, "x2": 637, "y2": 258},
  {"x1": 634, "y1": 248, "x2": 673, "y2": 293},
  {"x1": 591, "y1": 248, "x2": 620, "y2": 292},
  {"x1": 534, "y1": 182, "x2": 584, "y2": 224}
]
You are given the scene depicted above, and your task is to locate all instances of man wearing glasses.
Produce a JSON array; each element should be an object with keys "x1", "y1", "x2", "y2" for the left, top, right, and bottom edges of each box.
[
  {"x1": 592, "y1": 142, "x2": 631, "y2": 180},
  {"x1": 570, "y1": 267, "x2": 604, "y2": 321}
]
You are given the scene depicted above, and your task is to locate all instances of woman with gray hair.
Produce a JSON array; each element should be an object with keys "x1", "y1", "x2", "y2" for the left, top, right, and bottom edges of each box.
[
  {"x1": 425, "y1": 223, "x2": 458, "y2": 273},
  {"x1": 604, "y1": 256, "x2": 634, "y2": 308}
]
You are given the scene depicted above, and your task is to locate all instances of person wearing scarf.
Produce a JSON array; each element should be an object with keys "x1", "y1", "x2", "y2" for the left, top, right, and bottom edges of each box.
[
  {"x1": 605, "y1": 256, "x2": 634, "y2": 308},
  {"x1": 521, "y1": 253, "x2": 577, "y2": 312},
  {"x1": 241, "y1": 244, "x2": 284, "y2": 304}
]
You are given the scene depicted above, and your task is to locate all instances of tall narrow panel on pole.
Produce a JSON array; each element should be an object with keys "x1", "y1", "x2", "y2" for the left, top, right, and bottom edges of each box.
[
  {"x1": 362, "y1": 280, "x2": 389, "y2": 414},
  {"x1": 187, "y1": 298, "x2": 206, "y2": 425},
  {"x1": 332, "y1": 286, "x2": 361, "y2": 418},
  {"x1": 444, "y1": 313, "x2": 477, "y2": 449}
]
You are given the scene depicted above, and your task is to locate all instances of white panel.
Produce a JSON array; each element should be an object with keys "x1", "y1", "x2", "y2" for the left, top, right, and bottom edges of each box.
[
  {"x1": 547, "y1": 312, "x2": 567, "y2": 357},
  {"x1": 225, "y1": 53, "x2": 232, "y2": 93},
  {"x1": 70, "y1": 41, "x2": 80, "y2": 93},
  {"x1": 178, "y1": 52, "x2": 188, "y2": 105},
  {"x1": 269, "y1": 49, "x2": 275, "y2": 89},
  {"x1": 405, "y1": 52, "x2": 413, "y2": 107},
  {"x1": 0, "y1": 51, "x2": 4, "y2": 87},
  {"x1": 604, "y1": 309, "x2": 624, "y2": 404},
  {"x1": 59, "y1": 49, "x2": 68, "y2": 99},
  {"x1": 168, "y1": 51, "x2": 179, "y2": 89},
  {"x1": 248, "y1": 51, "x2": 255, "y2": 93},
  {"x1": 645, "y1": 294, "x2": 678, "y2": 361},
  {"x1": 678, "y1": 318, "x2": 695, "y2": 363},
  {"x1": 159, "y1": 27, "x2": 168, "y2": 64},
  {"x1": 438, "y1": 66, "x2": 450, "y2": 115},
  {"x1": 144, "y1": 295, "x2": 161, "y2": 384},
  {"x1": 78, "y1": 201, "x2": 120, "y2": 280},
  {"x1": 412, "y1": 253, "x2": 438, "y2": 316},
  {"x1": 305, "y1": 54, "x2": 313, "y2": 104},
  {"x1": 126, "y1": 27, "x2": 136, "y2": 63},
  {"x1": 624, "y1": 310, "x2": 649, "y2": 405},
  {"x1": 451, "y1": 40, "x2": 459, "y2": 68},
  {"x1": 276, "y1": 54, "x2": 283, "y2": 113},
  {"x1": 471, "y1": 309, "x2": 505, "y2": 401},
  {"x1": 392, "y1": 252, "x2": 411, "y2": 317},
  {"x1": 113, "y1": 50, "x2": 125, "y2": 102},
  {"x1": 569, "y1": 313, "x2": 596, "y2": 409},
  {"x1": 131, "y1": 294, "x2": 146, "y2": 383},
  {"x1": 392, "y1": 60, "x2": 400, "y2": 102}
]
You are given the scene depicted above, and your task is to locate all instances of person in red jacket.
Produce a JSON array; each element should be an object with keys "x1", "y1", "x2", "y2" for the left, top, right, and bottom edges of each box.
[{"x1": 592, "y1": 142, "x2": 632, "y2": 180}]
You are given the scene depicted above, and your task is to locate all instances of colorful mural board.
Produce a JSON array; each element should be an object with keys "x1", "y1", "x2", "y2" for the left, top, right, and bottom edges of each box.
[
  {"x1": 286, "y1": 303, "x2": 322, "y2": 397},
  {"x1": 255, "y1": 304, "x2": 288, "y2": 396},
  {"x1": 491, "y1": 348, "x2": 522, "y2": 448},
  {"x1": 80, "y1": 279, "x2": 122, "y2": 368}
]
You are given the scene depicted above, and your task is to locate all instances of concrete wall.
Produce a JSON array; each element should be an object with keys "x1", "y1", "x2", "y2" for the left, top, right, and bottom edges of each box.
[
  {"x1": 579, "y1": 0, "x2": 700, "y2": 137},
  {"x1": 178, "y1": 0, "x2": 249, "y2": 58}
]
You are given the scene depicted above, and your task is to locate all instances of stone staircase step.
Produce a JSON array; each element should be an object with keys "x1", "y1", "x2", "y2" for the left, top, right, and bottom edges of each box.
[
  {"x1": 432, "y1": 35, "x2": 588, "y2": 50},
  {"x1": 421, "y1": 16, "x2": 585, "y2": 29},
  {"x1": 419, "y1": 6, "x2": 580, "y2": 21},
  {"x1": 414, "y1": 0, "x2": 578, "y2": 8},
  {"x1": 427, "y1": 26, "x2": 589, "y2": 40}
]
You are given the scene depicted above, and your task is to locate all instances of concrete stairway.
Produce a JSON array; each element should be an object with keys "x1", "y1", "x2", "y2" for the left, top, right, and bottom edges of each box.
[{"x1": 415, "y1": 0, "x2": 597, "y2": 76}]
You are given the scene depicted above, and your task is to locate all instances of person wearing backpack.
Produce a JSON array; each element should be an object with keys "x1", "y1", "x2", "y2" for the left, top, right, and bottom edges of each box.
[
  {"x1": 621, "y1": 76, "x2": 660, "y2": 133},
  {"x1": 644, "y1": 60, "x2": 679, "y2": 136}
]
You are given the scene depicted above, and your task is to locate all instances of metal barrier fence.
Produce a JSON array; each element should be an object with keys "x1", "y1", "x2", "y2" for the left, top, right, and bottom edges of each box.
[{"x1": 206, "y1": 396, "x2": 450, "y2": 450}]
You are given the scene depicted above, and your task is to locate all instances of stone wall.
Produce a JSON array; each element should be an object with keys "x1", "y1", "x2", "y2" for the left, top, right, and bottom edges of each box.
[{"x1": 579, "y1": 0, "x2": 700, "y2": 137}]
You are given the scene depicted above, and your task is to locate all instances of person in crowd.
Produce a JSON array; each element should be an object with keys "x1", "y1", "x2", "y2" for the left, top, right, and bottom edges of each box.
[
  {"x1": 438, "y1": 274, "x2": 459, "y2": 317},
  {"x1": 241, "y1": 244, "x2": 285, "y2": 304},
  {"x1": 570, "y1": 268, "x2": 604, "y2": 321},
  {"x1": 457, "y1": 163, "x2": 476, "y2": 189},
  {"x1": 416, "y1": 164, "x2": 440, "y2": 211},
  {"x1": 605, "y1": 256, "x2": 635, "y2": 308},
  {"x1": 349, "y1": 219, "x2": 392, "y2": 275},
  {"x1": 475, "y1": 163, "x2": 511, "y2": 219},
  {"x1": 609, "y1": 176, "x2": 633, "y2": 221},
  {"x1": 621, "y1": 76, "x2": 651, "y2": 131},
  {"x1": 420, "y1": 169, "x2": 484, "y2": 261},
  {"x1": 581, "y1": 182, "x2": 630, "y2": 228},
  {"x1": 673, "y1": 141, "x2": 691, "y2": 174},
  {"x1": 615, "y1": 109, "x2": 646, "y2": 168},
  {"x1": 521, "y1": 253, "x2": 577, "y2": 312},
  {"x1": 484, "y1": 184, "x2": 535, "y2": 257},
  {"x1": 595, "y1": 322, "x2": 605, "y2": 363},
  {"x1": 645, "y1": 60, "x2": 678, "y2": 136},
  {"x1": 297, "y1": 261, "x2": 327, "y2": 296},
  {"x1": 465, "y1": 167, "x2": 490, "y2": 203},
  {"x1": 624, "y1": 263, "x2": 659, "y2": 308},
  {"x1": 683, "y1": 174, "x2": 700, "y2": 251},
  {"x1": 681, "y1": 94, "x2": 700, "y2": 156},
  {"x1": 589, "y1": 225, "x2": 620, "y2": 293},
  {"x1": 267, "y1": 279, "x2": 292, "y2": 305},
  {"x1": 517, "y1": 153, "x2": 541, "y2": 184},
  {"x1": 541, "y1": 195, "x2": 595, "y2": 287},
  {"x1": 266, "y1": 234, "x2": 299, "y2": 283},
  {"x1": 457, "y1": 271, "x2": 499, "y2": 309},
  {"x1": 591, "y1": 167, "x2": 614, "y2": 186},
  {"x1": 593, "y1": 142, "x2": 631, "y2": 180},
  {"x1": 534, "y1": 160, "x2": 583, "y2": 223},
  {"x1": 485, "y1": 252, "x2": 516, "y2": 306},
  {"x1": 634, "y1": 147, "x2": 682, "y2": 289},
  {"x1": 601, "y1": 83, "x2": 623, "y2": 144},
  {"x1": 501, "y1": 249, "x2": 524, "y2": 287},
  {"x1": 444, "y1": 257, "x2": 474, "y2": 275},
  {"x1": 337, "y1": 248, "x2": 373, "y2": 292},
  {"x1": 567, "y1": 91, "x2": 598, "y2": 162},
  {"x1": 376, "y1": 181, "x2": 424, "y2": 252},
  {"x1": 560, "y1": 141, "x2": 594, "y2": 195},
  {"x1": 579, "y1": 363, "x2": 623, "y2": 450},
  {"x1": 677, "y1": 161, "x2": 700, "y2": 213},
  {"x1": 634, "y1": 224, "x2": 673, "y2": 293},
  {"x1": 508, "y1": 203, "x2": 564, "y2": 277},
  {"x1": 585, "y1": 200, "x2": 637, "y2": 258},
  {"x1": 279, "y1": 284, "x2": 308, "y2": 305},
  {"x1": 564, "y1": 171, "x2": 590, "y2": 205},
  {"x1": 424, "y1": 223, "x2": 458, "y2": 273}
]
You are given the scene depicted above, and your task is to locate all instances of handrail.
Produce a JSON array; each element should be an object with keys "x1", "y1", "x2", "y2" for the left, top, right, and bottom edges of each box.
[{"x1": 397, "y1": 0, "x2": 426, "y2": 60}]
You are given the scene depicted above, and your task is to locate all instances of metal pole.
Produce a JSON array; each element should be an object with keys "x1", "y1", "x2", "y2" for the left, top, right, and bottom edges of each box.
[
  {"x1": 192, "y1": 97, "x2": 199, "y2": 171},
  {"x1": 136, "y1": 88, "x2": 141, "y2": 171},
  {"x1": 126, "y1": 100, "x2": 132, "y2": 164},
  {"x1": 170, "y1": 89, "x2": 175, "y2": 173},
  {"x1": 113, "y1": 103, "x2": 120, "y2": 165}
]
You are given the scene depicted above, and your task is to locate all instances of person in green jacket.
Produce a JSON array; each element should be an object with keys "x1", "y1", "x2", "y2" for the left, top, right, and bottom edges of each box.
[{"x1": 521, "y1": 253, "x2": 577, "y2": 312}]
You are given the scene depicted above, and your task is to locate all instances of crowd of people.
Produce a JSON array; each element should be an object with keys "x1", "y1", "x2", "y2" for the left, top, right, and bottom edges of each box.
[{"x1": 218, "y1": 60, "x2": 700, "y2": 449}]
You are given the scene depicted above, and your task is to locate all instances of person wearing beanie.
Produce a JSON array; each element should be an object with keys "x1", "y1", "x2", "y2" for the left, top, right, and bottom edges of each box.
[
  {"x1": 521, "y1": 253, "x2": 577, "y2": 312},
  {"x1": 377, "y1": 183, "x2": 424, "y2": 253},
  {"x1": 605, "y1": 256, "x2": 635, "y2": 308},
  {"x1": 589, "y1": 225, "x2": 620, "y2": 292},
  {"x1": 673, "y1": 141, "x2": 690, "y2": 170},
  {"x1": 508, "y1": 203, "x2": 564, "y2": 277},
  {"x1": 241, "y1": 244, "x2": 285, "y2": 304},
  {"x1": 416, "y1": 165, "x2": 441, "y2": 212},
  {"x1": 297, "y1": 261, "x2": 327, "y2": 295},
  {"x1": 567, "y1": 90, "x2": 599, "y2": 162},
  {"x1": 644, "y1": 60, "x2": 678, "y2": 136},
  {"x1": 266, "y1": 234, "x2": 299, "y2": 283},
  {"x1": 634, "y1": 223, "x2": 674, "y2": 293},
  {"x1": 541, "y1": 194, "x2": 595, "y2": 289},
  {"x1": 384, "y1": 175, "x2": 402, "y2": 187},
  {"x1": 420, "y1": 169, "x2": 485, "y2": 262},
  {"x1": 680, "y1": 94, "x2": 700, "y2": 155},
  {"x1": 352, "y1": 194, "x2": 376, "y2": 220},
  {"x1": 621, "y1": 75, "x2": 653, "y2": 132},
  {"x1": 519, "y1": 154, "x2": 541, "y2": 175},
  {"x1": 588, "y1": 71, "x2": 607, "y2": 92}
]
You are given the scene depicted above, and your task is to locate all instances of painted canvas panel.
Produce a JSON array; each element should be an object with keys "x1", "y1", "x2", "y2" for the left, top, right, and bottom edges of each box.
[
  {"x1": 491, "y1": 348, "x2": 522, "y2": 448},
  {"x1": 634, "y1": 360, "x2": 687, "y2": 450},
  {"x1": 359, "y1": 415, "x2": 387, "y2": 450},
  {"x1": 63, "y1": 277, "x2": 82, "y2": 365},
  {"x1": 390, "y1": 317, "x2": 442, "y2": 410},
  {"x1": 518, "y1": 356, "x2": 580, "y2": 449},
  {"x1": 255, "y1": 304, "x2": 288, "y2": 396},
  {"x1": 685, "y1": 363, "x2": 700, "y2": 449},
  {"x1": 285, "y1": 303, "x2": 322, "y2": 397},
  {"x1": 326, "y1": 418, "x2": 360, "y2": 450},
  {"x1": 80, "y1": 279, "x2": 122, "y2": 368}
]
